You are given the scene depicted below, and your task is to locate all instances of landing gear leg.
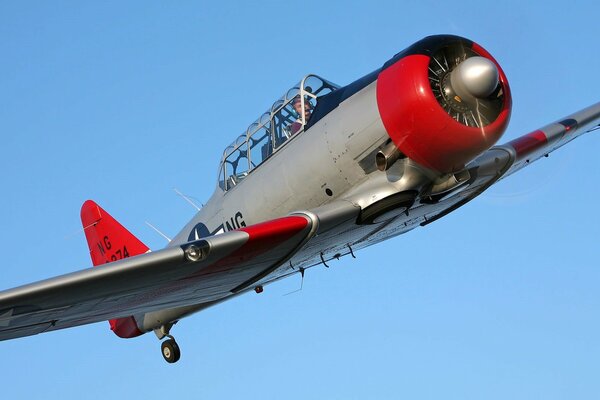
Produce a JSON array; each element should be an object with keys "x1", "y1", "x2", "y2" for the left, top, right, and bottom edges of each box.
[
  {"x1": 155, "y1": 323, "x2": 181, "y2": 364},
  {"x1": 161, "y1": 335, "x2": 181, "y2": 364}
]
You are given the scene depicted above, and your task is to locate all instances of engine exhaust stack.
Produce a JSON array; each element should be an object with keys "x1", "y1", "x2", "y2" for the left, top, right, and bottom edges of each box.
[{"x1": 376, "y1": 141, "x2": 402, "y2": 171}]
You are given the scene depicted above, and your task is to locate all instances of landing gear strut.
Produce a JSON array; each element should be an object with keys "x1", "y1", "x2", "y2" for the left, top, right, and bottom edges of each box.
[
  {"x1": 161, "y1": 335, "x2": 181, "y2": 364},
  {"x1": 155, "y1": 323, "x2": 181, "y2": 364}
]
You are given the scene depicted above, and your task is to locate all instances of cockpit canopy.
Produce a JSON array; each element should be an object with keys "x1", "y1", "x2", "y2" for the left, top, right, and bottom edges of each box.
[{"x1": 218, "y1": 74, "x2": 339, "y2": 191}]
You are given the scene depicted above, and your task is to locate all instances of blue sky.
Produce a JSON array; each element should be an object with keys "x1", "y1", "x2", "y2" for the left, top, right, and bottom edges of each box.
[{"x1": 1, "y1": 1, "x2": 599, "y2": 399}]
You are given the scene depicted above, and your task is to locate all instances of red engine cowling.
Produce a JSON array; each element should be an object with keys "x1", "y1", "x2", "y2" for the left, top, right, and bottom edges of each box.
[{"x1": 376, "y1": 35, "x2": 512, "y2": 173}]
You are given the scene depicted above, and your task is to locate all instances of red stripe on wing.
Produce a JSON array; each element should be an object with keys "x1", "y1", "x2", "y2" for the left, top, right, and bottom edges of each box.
[
  {"x1": 508, "y1": 130, "x2": 548, "y2": 159},
  {"x1": 201, "y1": 216, "x2": 310, "y2": 275}
]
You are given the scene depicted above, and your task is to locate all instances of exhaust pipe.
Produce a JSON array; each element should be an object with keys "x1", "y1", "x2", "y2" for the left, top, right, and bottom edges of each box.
[{"x1": 376, "y1": 141, "x2": 402, "y2": 171}]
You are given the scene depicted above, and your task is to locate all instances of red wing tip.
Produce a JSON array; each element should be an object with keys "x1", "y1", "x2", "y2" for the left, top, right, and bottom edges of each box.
[{"x1": 80, "y1": 199, "x2": 103, "y2": 226}]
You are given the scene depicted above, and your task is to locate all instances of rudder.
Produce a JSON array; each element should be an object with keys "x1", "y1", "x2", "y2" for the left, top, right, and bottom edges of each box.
[{"x1": 80, "y1": 200, "x2": 149, "y2": 338}]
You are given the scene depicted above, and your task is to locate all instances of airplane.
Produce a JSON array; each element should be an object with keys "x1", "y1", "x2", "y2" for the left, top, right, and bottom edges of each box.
[{"x1": 0, "y1": 34, "x2": 598, "y2": 364}]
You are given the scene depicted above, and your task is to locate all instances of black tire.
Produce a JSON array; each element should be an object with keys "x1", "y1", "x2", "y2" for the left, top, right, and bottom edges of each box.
[{"x1": 161, "y1": 339, "x2": 181, "y2": 363}]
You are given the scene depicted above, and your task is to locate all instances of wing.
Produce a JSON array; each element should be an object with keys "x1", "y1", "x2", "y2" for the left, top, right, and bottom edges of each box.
[
  {"x1": 501, "y1": 102, "x2": 600, "y2": 178},
  {"x1": 0, "y1": 213, "x2": 320, "y2": 341},
  {"x1": 420, "y1": 102, "x2": 600, "y2": 225}
]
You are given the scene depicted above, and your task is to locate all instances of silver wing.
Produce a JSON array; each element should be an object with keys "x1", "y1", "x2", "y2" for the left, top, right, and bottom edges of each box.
[{"x1": 0, "y1": 214, "x2": 319, "y2": 340}]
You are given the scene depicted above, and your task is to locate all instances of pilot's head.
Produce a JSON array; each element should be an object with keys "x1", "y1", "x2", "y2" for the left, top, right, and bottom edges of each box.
[{"x1": 293, "y1": 96, "x2": 312, "y2": 119}]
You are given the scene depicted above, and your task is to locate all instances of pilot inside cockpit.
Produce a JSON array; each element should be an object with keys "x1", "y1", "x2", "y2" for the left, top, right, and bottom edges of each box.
[{"x1": 289, "y1": 93, "x2": 313, "y2": 136}]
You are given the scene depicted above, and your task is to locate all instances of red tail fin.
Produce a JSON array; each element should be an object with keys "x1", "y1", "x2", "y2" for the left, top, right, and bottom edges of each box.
[
  {"x1": 81, "y1": 200, "x2": 149, "y2": 266},
  {"x1": 80, "y1": 200, "x2": 148, "y2": 338}
]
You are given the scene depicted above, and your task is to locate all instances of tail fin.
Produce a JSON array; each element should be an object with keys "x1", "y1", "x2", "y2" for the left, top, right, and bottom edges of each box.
[
  {"x1": 80, "y1": 200, "x2": 149, "y2": 266},
  {"x1": 80, "y1": 200, "x2": 148, "y2": 338}
]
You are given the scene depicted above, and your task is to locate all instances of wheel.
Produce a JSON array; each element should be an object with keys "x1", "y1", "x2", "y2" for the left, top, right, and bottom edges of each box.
[{"x1": 161, "y1": 339, "x2": 181, "y2": 363}]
